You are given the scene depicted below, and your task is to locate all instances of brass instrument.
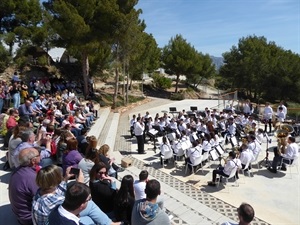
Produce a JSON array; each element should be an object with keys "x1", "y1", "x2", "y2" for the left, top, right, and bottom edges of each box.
[
  {"x1": 274, "y1": 129, "x2": 289, "y2": 155},
  {"x1": 281, "y1": 124, "x2": 294, "y2": 134}
]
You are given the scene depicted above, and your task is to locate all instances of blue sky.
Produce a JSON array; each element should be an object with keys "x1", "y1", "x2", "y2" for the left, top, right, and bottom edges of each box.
[{"x1": 136, "y1": 0, "x2": 299, "y2": 57}]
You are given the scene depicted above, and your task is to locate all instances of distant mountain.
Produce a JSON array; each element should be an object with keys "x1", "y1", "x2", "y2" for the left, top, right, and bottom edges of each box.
[{"x1": 210, "y1": 56, "x2": 224, "y2": 70}]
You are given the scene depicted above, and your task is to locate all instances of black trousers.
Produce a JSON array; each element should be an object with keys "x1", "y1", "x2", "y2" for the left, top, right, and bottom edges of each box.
[{"x1": 136, "y1": 135, "x2": 144, "y2": 153}]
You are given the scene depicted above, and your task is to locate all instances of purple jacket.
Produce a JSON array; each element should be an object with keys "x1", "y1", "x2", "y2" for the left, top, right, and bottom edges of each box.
[
  {"x1": 62, "y1": 150, "x2": 83, "y2": 174},
  {"x1": 9, "y1": 166, "x2": 38, "y2": 225}
]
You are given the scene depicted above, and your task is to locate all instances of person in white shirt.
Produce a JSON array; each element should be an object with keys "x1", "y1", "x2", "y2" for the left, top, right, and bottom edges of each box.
[
  {"x1": 159, "y1": 136, "x2": 172, "y2": 165},
  {"x1": 208, "y1": 151, "x2": 242, "y2": 186},
  {"x1": 221, "y1": 203, "x2": 255, "y2": 225},
  {"x1": 133, "y1": 170, "x2": 148, "y2": 200},
  {"x1": 130, "y1": 114, "x2": 137, "y2": 138},
  {"x1": 277, "y1": 106, "x2": 286, "y2": 122},
  {"x1": 185, "y1": 141, "x2": 202, "y2": 173},
  {"x1": 134, "y1": 117, "x2": 145, "y2": 154},
  {"x1": 243, "y1": 99, "x2": 252, "y2": 115},
  {"x1": 277, "y1": 101, "x2": 287, "y2": 116},
  {"x1": 268, "y1": 136, "x2": 299, "y2": 173},
  {"x1": 239, "y1": 144, "x2": 254, "y2": 172},
  {"x1": 263, "y1": 102, "x2": 273, "y2": 133},
  {"x1": 247, "y1": 135, "x2": 261, "y2": 162}
]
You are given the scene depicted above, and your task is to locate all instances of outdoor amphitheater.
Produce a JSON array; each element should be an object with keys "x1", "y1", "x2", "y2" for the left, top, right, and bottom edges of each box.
[{"x1": 0, "y1": 97, "x2": 299, "y2": 225}]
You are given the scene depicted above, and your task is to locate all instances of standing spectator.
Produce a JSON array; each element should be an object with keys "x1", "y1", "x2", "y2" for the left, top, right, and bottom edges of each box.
[
  {"x1": 221, "y1": 203, "x2": 255, "y2": 225},
  {"x1": 9, "y1": 148, "x2": 40, "y2": 225},
  {"x1": 134, "y1": 117, "x2": 145, "y2": 154},
  {"x1": 0, "y1": 81, "x2": 5, "y2": 113},
  {"x1": 10, "y1": 78, "x2": 21, "y2": 109}
]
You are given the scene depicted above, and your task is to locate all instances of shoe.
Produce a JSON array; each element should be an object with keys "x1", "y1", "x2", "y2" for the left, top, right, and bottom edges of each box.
[
  {"x1": 268, "y1": 167, "x2": 277, "y2": 173},
  {"x1": 116, "y1": 167, "x2": 125, "y2": 172},
  {"x1": 279, "y1": 167, "x2": 287, "y2": 171},
  {"x1": 207, "y1": 181, "x2": 216, "y2": 187}
]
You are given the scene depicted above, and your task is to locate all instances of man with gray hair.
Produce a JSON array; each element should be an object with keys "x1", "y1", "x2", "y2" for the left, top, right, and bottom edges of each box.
[
  {"x1": 9, "y1": 148, "x2": 40, "y2": 225},
  {"x1": 11, "y1": 129, "x2": 51, "y2": 167}
]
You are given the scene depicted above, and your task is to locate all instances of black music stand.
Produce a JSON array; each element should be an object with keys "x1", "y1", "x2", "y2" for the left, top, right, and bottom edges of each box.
[
  {"x1": 190, "y1": 106, "x2": 198, "y2": 111},
  {"x1": 148, "y1": 129, "x2": 159, "y2": 153},
  {"x1": 169, "y1": 107, "x2": 177, "y2": 117},
  {"x1": 259, "y1": 132, "x2": 272, "y2": 168}
]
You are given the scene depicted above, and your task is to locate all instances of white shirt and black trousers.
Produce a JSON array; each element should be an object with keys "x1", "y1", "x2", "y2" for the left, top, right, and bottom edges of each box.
[{"x1": 134, "y1": 121, "x2": 145, "y2": 154}]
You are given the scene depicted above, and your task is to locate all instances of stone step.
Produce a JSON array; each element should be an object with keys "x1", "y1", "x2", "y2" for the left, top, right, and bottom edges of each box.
[
  {"x1": 87, "y1": 107, "x2": 110, "y2": 139},
  {"x1": 97, "y1": 112, "x2": 120, "y2": 153}
]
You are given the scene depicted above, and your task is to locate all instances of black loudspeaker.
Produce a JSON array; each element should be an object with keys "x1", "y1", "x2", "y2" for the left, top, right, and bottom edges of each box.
[
  {"x1": 190, "y1": 106, "x2": 197, "y2": 111},
  {"x1": 169, "y1": 107, "x2": 177, "y2": 112}
]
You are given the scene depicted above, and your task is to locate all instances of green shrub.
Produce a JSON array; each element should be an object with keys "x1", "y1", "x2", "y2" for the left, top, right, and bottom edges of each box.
[
  {"x1": 170, "y1": 93, "x2": 185, "y2": 100},
  {"x1": 152, "y1": 73, "x2": 172, "y2": 89},
  {"x1": 37, "y1": 55, "x2": 48, "y2": 66}
]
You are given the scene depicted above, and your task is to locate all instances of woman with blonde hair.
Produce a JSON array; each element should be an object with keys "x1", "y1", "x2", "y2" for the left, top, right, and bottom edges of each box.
[
  {"x1": 8, "y1": 125, "x2": 26, "y2": 168},
  {"x1": 99, "y1": 144, "x2": 124, "y2": 178},
  {"x1": 78, "y1": 136, "x2": 100, "y2": 184},
  {"x1": 32, "y1": 164, "x2": 119, "y2": 225}
]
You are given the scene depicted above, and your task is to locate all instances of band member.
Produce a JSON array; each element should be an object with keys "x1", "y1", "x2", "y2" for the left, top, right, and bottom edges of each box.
[
  {"x1": 263, "y1": 102, "x2": 273, "y2": 133},
  {"x1": 247, "y1": 134, "x2": 261, "y2": 162},
  {"x1": 277, "y1": 106, "x2": 286, "y2": 122},
  {"x1": 134, "y1": 117, "x2": 145, "y2": 154},
  {"x1": 207, "y1": 151, "x2": 242, "y2": 186},
  {"x1": 277, "y1": 101, "x2": 287, "y2": 116},
  {"x1": 239, "y1": 143, "x2": 253, "y2": 172},
  {"x1": 268, "y1": 136, "x2": 299, "y2": 173}
]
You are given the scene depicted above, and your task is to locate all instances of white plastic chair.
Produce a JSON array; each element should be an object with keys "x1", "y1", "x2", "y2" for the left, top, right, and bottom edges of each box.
[
  {"x1": 216, "y1": 166, "x2": 239, "y2": 192},
  {"x1": 185, "y1": 155, "x2": 203, "y2": 174},
  {"x1": 161, "y1": 150, "x2": 174, "y2": 168},
  {"x1": 173, "y1": 147, "x2": 185, "y2": 162},
  {"x1": 251, "y1": 149, "x2": 261, "y2": 170},
  {"x1": 280, "y1": 156, "x2": 299, "y2": 178},
  {"x1": 240, "y1": 161, "x2": 253, "y2": 184}
]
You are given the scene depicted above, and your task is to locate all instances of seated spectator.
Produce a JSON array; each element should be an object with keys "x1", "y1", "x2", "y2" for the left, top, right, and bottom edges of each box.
[
  {"x1": 56, "y1": 130, "x2": 74, "y2": 167},
  {"x1": 98, "y1": 144, "x2": 124, "y2": 178},
  {"x1": 12, "y1": 129, "x2": 52, "y2": 168},
  {"x1": 62, "y1": 137, "x2": 83, "y2": 175},
  {"x1": 4, "y1": 108, "x2": 19, "y2": 149},
  {"x1": 33, "y1": 165, "x2": 117, "y2": 225},
  {"x1": 134, "y1": 170, "x2": 148, "y2": 200},
  {"x1": 89, "y1": 162, "x2": 117, "y2": 215},
  {"x1": 221, "y1": 202, "x2": 255, "y2": 225},
  {"x1": 78, "y1": 136, "x2": 99, "y2": 184},
  {"x1": 8, "y1": 125, "x2": 26, "y2": 168},
  {"x1": 9, "y1": 148, "x2": 40, "y2": 225},
  {"x1": 77, "y1": 128, "x2": 89, "y2": 154},
  {"x1": 131, "y1": 179, "x2": 171, "y2": 225},
  {"x1": 47, "y1": 182, "x2": 121, "y2": 225},
  {"x1": 114, "y1": 175, "x2": 135, "y2": 225},
  {"x1": 18, "y1": 100, "x2": 35, "y2": 123}
]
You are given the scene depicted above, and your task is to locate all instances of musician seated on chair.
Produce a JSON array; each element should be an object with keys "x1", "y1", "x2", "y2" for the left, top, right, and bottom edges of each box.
[
  {"x1": 238, "y1": 144, "x2": 254, "y2": 172},
  {"x1": 208, "y1": 151, "x2": 242, "y2": 187},
  {"x1": 160, "y1": 136, "x2": 172, "y2": 165},
  {"x1": 247, "y1": 134, "x2": 261, "y2": 161},
  {"x1": 185, "y1": 141, "x2": 202, "y2": 173},
  {"x1": 268, "y1": 136, "x2": 299, "y2": 173},
  {"x1": 223, "y1": 117, "x2": 236, "y2": 144}
]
